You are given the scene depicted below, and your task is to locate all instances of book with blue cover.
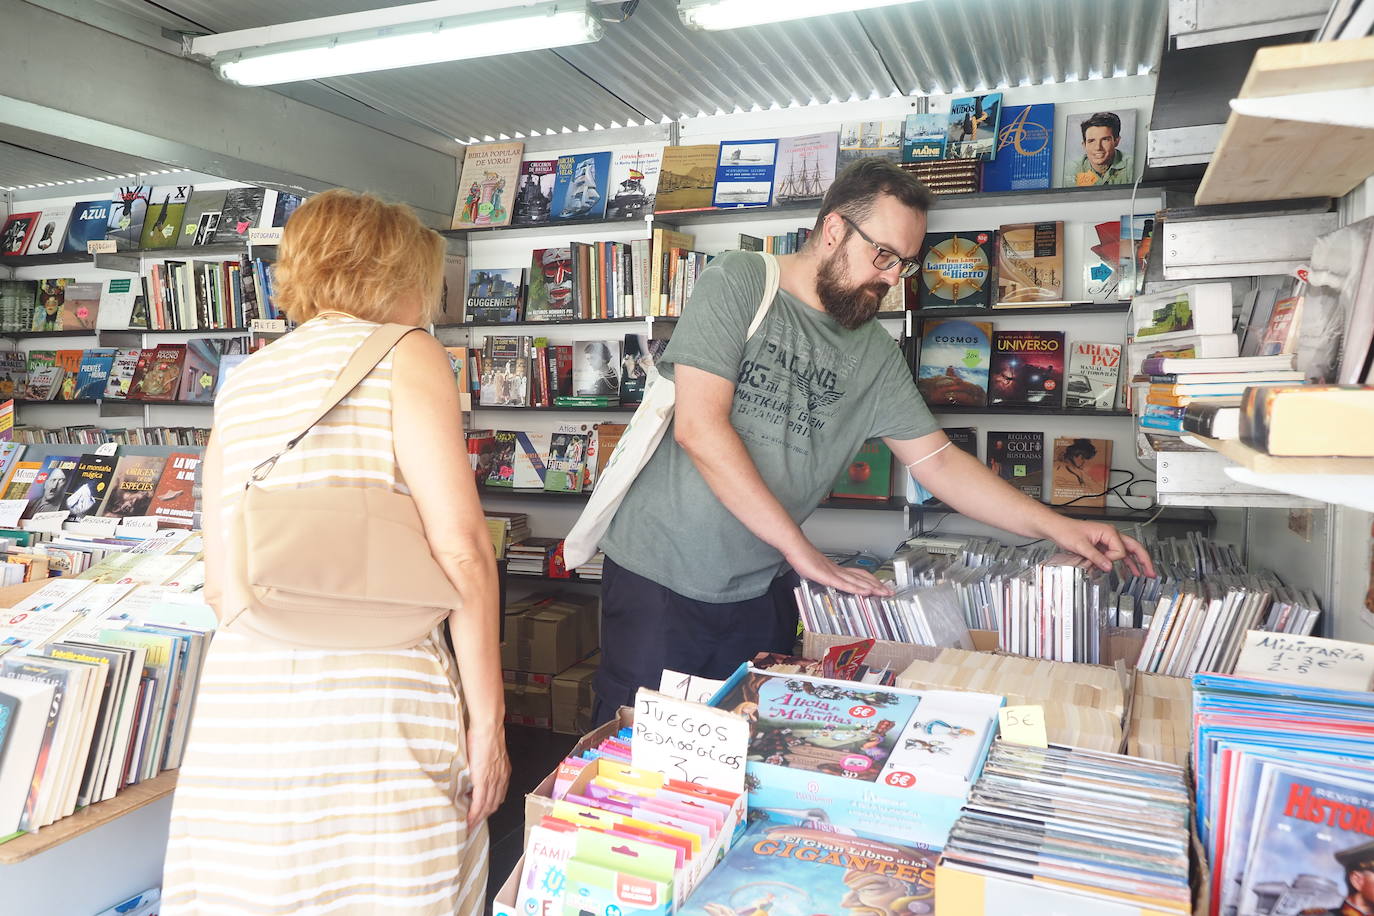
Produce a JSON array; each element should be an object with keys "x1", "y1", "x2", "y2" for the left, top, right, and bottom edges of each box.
[
  {"x1": 946, "y1": 94, "x2": 1003, "y2": 161},
  {"x1": 550, "y1": 152, "x2": 612, "y2": 221},
  {"x1": 74, "y1": 348, "x2": 117, "y2": 401},
  {"x1": 902, "y1": 113, "x2": 947, "y2": 163},
  {"x1": 712, "y1": 139, "x2": 778, "y2": 208},
  {"x1": 62, "y1": 200, "x2": 112, "y2": 253},
  {"x1": 981, "y1": 103, "x2": 1054, "y2": 191}
]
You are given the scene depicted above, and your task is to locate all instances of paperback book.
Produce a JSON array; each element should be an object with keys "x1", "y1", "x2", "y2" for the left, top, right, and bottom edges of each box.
[
  {"x1": 830, "y1": 438, "x2": 893, "y2": 501},
  {"x1": 772, "y1": 132, "x2": 838, "y2": 204},
  {"x1": 544, "y1": 429, "x2": 589, "y2": 493},
  {"x1": 915, "y1": 231, "x2": 996, "y2": 308},
  {"x1": 106, "y1": 186, "x2": 149, "y2": 247},
  {"x1": 452, "y1": 141, "x2": 524, "y2": 229},
  {"x1": 62, "y1": 200, "x2": 112, "y2": 253},
  {"x1": 511, "y1": 159, "x2": 557, "y2": 226},
  {"x1": 987, "y1": 431, "x2": 1044, "y2": 500},
  {"x1": 1064, "y1": 342, "x2": 1122, "y2": 410},
  {"x1": 988, "y1": 330, "x2": 1065, "y2": 406},
  {"x1": 210, "y1": 187, "x2": 266, "y2": 243},
  {"x1": 915, "y1": 318, "x2": 991, "y2": 407},
  {"x1": 27, "y1": 207, "x2": 71, "y2": 256},
  {"x1": 1059, "y1": 106, "x2": 1138, "y2": 187},
  {"x1": 139, "y1": 185, "x2": 192, "y2": 249},
  {"x1": 980, "y1": 103, "x2": 1055, "y2": 191},
  {"x1": 654, "y1": 145, "x2": 718, "y2": 212},
  {"x1": 995, "y1": 221, "x2": 1064, "y2": 304},
  {"x1": 572, "y1": 340, "x2": 621, "y2": 398},
  {"x1": 606, "y1": 147, "x2": 662, "y2": 219},
  {"x1": 946, "y1": 93, "x2": 1003, "y2": 160},
  {"x1": 551, "y1": 151, "x2": 612, "y2": 221},
  {"x1": 713, "y1": 139, "x2": 778, "y2": 208},
  {"x1": 1050, "y1": 437, "x2": 1112, "y2": 507},
  {"x1": 1084, "y1": 220, "x2": 1122, "y2": 302},
  {"x1": 59, "y1": 282, "x2": 101, "y2": 331},
  {"x1": 837, "y1": 121, "x2": 903, "y2": 170},
  {"x1": 901, "y1": 113, "x2": 947, "y2": 163},
  {"x1": 466, "y1": 268, "x2": 524, "y2": 323},
  {"x1": 480, "y1": 336, "x2": 531, "y2": 408},
  {"x1": 526, "y1": 248, "x2": 575, "y2": 320},
  {"x1": 0, "y1": 212, "x2": 39, "y2": 255}
]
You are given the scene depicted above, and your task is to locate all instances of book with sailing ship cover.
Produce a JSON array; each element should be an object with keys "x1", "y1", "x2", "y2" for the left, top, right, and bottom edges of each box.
[{"x1": 772, "y1": 132, "x2": 838, "y2": 204}]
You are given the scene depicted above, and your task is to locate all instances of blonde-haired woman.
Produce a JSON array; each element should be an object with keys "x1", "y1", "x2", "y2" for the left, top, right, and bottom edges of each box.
[{"x1": 162, "y1": 189, "x2": 507, "y2": 915}]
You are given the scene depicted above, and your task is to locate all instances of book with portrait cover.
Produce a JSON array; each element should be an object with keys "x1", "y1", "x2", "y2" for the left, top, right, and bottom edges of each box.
[
  {"x1": 1050, "y1": 436, "x2": 1112, "y2": 507},
  {"x1": 713, "y1": 140, "x2": 778, "y2": 209},
  {"x1": 987, "y1": 431, "x2": 1044, "y2": 500},
  {"x1": 988, "y1": 330, "x2": 1065, "y2": 407},
  {"x1": 452, "y1": 141, "x2": 524, "y2": 229},
  {"x1": 946, "y1": 93, "x2": 1003, "y2": 161},
  {"x1": 544, "y1": 430, "x2": 589, "y2": 493},
  {"x1": 1059, "y1": 107, "x2": 1138, "y2": 188},
  {"x1": 465, "y1": 268, "x2": 524, "y2": 324},
  {"x1": 30, "y1": 278, "x2": 72, "y2": 332},
  {"x1": 654, "y1": 145, "x2": 718, "y2": 213},
  {"x1": 995, "y1": 221, "x2": 1064, "y2": 305},
  {"x1": 572, "y1": 339, "x2": 622, "y2": 397},
  {"x1": 1065, "y1": 342, "x2": 1122, "y2": 410},
  {"x1": 551, "y1": 151, "x2": 612, "y2": 221},
  {"x1": 62, "y1": 200, "x2": 112, "y2": 253},
  {"x1": 916, "y1": 318, "x2": 991, "y2": 408},
  {"x1": 606, "y1": 146, "x2": 662, "y2": 218},
  {"x1": 772, "y1": 132, "x2": 838, "y2": 204},
  {"x1": 915, "y1": 231, "x2": 996, "y2": 309},
  {"x1": 981, "y1": 103, "x2": 1054, "y2": 191},
  {"x1": 139, "y1": 185, "x2": 192, "y2": 249},
  {"x1": 511, "y1": 158, "x2": 557, "y2": 227},
  {"x1": 151, "y1": 452, "x2": 201, "y2": 527}
]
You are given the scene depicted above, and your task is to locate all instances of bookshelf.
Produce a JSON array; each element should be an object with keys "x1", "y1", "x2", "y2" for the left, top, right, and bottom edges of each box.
[
  {"x1": 440, "y1": 316, "x2": 675, "y2": 329},
  {"x1": 0, "y1": 772, "x2": 177, "y2": 865},
  {"x1": 930, "y1": 406, "x2": 1133, "y2": 418},
  {"x1": 472, "y1": 404, "x2": 639, "y2": 413}
]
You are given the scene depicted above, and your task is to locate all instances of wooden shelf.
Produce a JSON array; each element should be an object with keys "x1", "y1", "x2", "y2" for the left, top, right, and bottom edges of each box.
[
  {"x1": 1197, "y1": 37, "x2": 1374, "y2": 205},
  {"x1": 929, "y1": 405, "x2": 1133, "y2": 417},
  {"x1": 0, "y1": 771, "x2": 177, "y2": 864}
]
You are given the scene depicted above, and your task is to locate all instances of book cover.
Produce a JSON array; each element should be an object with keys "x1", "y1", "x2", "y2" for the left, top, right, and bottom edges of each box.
[
  {"x1": 1064, "y1": 342, "x2": 1122, "y2": 410},
  {"x1": 466, "y1": 268, "x2": 524, "y2": 323},
  {"x1": 606, "y1": 146, "x2": 662, "y2": 218},
  {"x1": 573, "y1": 339, "x2": 622, "y2": 397},
  {"x1": 902, "y1": 113, "x2": 947, "y2": 163},
  {"x1": 996, "y1": 221, "x2": 1064, "y2": 304},
  {"x1": 1050, "y1": 437, "x2": 1112, "y2": 507},
  {"x1": 1259, "y1": 295, "x2": 1302, "y2": 356},
  {"x1": 210, "y1": 187, "x2": 266, "y2": 243},
  {"x1": 511, "y1": 158, "x2": 557, "y2": 226},
  {"x1": 981, "y1": 103, "x2": 1055, "y2": 191},
  {"x1": 0, "y1": 462, "x2": 40, "y2": 501},
  {"x1": 946, "y1": 427, "x2": 978, "y2": 459},
  {"x1": 23, "y1": 455, "x2": 78, "y2": 517},
  {"x1": 837, "y1": 121, "x2": 903, "y2": 171},
  {"x1": 138, "y1": 185, "x2": 192, "y2": 249},
  {"x1": 544, "y1": 430, "x2": 589, "y2": 493},
  {"x1": 53, "y1": 349, "x2": 83, "y2": 401},
  {"x1": 96, "y1": 277, "x2": 139, "y2": 330},
  {"x1": 179, "y1": 339, "x2": 220, "y2": 403},
  {"x1": 99, "y1": 455, "x2": 166, "y2": 518},
  {"x1": 60, "y1": 455, "x2": 117, "y2": 521},
  {"x1": 272, "y1": 193, "x2": 303, "y2": 226},
  {"x1": 946, "y1": 93, "x2": 1003, "y2": 161},
  {"x1": 1119, "y1": 214, "x2": 1155, "y2": 298},
  {"x1": 772, "y1": 132, "x2": 838, "y2": 204},
  {"x1": 618, "y1": 333, "x2": 654, "y2": 405},
  {"x1": 654, "y1": 145, "x2": 718, "y2": 212},
  {"x1": 0, "y1": 350, "x2": 26, "y2": 400},
  {"x1": 1059, "y1": 106, "x2": 1138, "y2": 187},
  {"x1": 916, "y1": 231, "x2": 996, "y2": 308},
  {"x1": 453, "y1": 141, "x2": 524, "y2": 229},
  {"x1": 103, "y1": 348, "x2": 141, "y2": 400},
  {"x1": 74, "y1": 348, "x2": 117, "y2": 401},
  {"x1": 678, "y1": 821, "x2": 936, "y2": 916},
  {"x1": 526, "y1": 248, "x2": 575, "y2": 320},
  {"x1": 129, "y1": 345, "x2": 186, "y2": 402},
  {"x1": 31, "y1": 278, "x2": 73, "y2": 332},
  {"x1": 26, "y1": 206, "x2": 71, "y2": 256},
  {"x1": 61, "y1": 200, "x2": 112, "y2": 253},
  {"x1": 106, "y1": 186, "x2": 151, "y2": 247},
  {"x1": 479, "y1": 336, "x2": 530, "y2": 407},
  {"x1": 551, "y1": 151, "x2": 612, "y2": 221},
  {"x1": 177, "y1": 189, "x2": 227, "y2": 247},
  {"x1": 1084, "y1": 221, "x2": 1122, "y2": 303},
  {"x1": 0, "y1": 280, "x2": 37, "y2": 333},
  {"x1": 916, "y1": 318, "x2": 992, "y2": 407},
  {"x1": 989, "y1": 330, "x2": 1065, "y2": 406},
  {"x1": 21, "y1": 351, "x2": 58, "y2": 401},
  {"x1": 0, "y1": 212, "x2": 39, "y2": 256},
  {"x1": 830, "y1": 438, "x2": 894, "y2": 501},
  {"x1": 59, "y1": 282, "x2": 101, "y2": 330},
  {"x1": 987, "y1": 431, "x2": 1044, "y2": 500},
  {"x1": 484, "y1": 431, "x2": 517, "y2": 488},
  {"x1": 713, "y1": 139, "x2": 778, "y2": 209},
  {"x1": 150, "y1": 453, "x2": 200, "y2": 527},
  {"x1": 511, "y1": 430, "x2": 550, "y2": 489}
]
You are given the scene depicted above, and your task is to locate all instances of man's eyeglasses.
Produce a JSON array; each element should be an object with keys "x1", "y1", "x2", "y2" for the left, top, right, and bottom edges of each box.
[{"x1": 840, "y1": 215, "x2": 920, "y2": 278}]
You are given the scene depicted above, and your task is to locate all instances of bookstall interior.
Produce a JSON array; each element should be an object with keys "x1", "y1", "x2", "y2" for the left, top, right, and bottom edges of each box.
[{"x1": 2, "y1": 0, "x2": 1374, "y2": 914}]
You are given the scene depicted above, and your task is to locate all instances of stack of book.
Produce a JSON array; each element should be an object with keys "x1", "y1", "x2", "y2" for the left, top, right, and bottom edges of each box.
[
  {"x1": 794, "y1": 579, "x2": 975, "y2": 650},
  {"x1": 1136, "y1": 353, "x2": 1303, "y2": 437},
  {"x1": 572, "y1": 551, "x2": 605, "y2": 581},
  {"x1": 485, "y1": 511, "x2": 530, "y2": 559},
  {"x1": 506, "y1": 537, "x2": 563, "y2": 577}
]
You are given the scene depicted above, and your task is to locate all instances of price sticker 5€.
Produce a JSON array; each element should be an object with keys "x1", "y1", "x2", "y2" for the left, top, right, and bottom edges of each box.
[{"x1": 998, "y1": 705, "x2": 1048, "y2": 748}]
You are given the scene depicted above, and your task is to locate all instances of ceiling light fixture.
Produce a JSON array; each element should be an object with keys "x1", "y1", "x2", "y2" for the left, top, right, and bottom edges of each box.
[
  {"x1": 192, "y1": 1, "x2": 604, "y2": 88},
  {"x1": 678, "y1": 0, "x2": 922, "y2": 31}
]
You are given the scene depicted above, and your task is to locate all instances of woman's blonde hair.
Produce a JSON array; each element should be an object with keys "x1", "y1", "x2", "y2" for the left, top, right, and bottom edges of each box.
[{"x1": 272, "y1": 188, "x2": 445, "y2": 325}]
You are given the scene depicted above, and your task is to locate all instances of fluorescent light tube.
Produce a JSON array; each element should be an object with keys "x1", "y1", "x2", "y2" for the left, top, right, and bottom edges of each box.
[
  {"x1": 679, "y1": 0, "x2": 922, "y2": 31},
  {"x1": 215, "y1": 2, "x2": 602, "y2": 87}
]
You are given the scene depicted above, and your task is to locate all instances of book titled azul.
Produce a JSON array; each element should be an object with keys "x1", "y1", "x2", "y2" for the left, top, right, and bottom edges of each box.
[
  {"x1": 981, "y1": 103, "x2": 1055, "y2": 191},
  {"x1": 712, "y1": 139, "x2": 778, "y2": 208},
  {"x1": 62, "y1": 200, "x2": 112, "y2": 253}
]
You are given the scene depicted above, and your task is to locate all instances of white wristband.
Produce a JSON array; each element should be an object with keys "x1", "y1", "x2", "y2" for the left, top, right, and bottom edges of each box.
[{"x1": 904, "y1": 440, "x2": 952, "y2": 470}]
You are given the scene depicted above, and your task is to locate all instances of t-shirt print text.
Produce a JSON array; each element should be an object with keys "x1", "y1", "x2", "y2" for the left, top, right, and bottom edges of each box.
[{"x1": 734, "y1": 315, "x2": 858, "y2": 439}]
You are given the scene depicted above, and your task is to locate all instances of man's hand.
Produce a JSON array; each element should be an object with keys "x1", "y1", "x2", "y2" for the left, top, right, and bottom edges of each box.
[
  {"x1": 787, "y1": 544, "x2": 894, "y2": 596},
  {"x1": 1045, "y1": 518, "x2": 1155, "y2": 577}
]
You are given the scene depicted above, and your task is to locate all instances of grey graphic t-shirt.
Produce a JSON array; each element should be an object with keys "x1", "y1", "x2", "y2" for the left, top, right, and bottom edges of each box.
[{"x1": 600, "y1": 250, "x2": 939, "y2": 601}]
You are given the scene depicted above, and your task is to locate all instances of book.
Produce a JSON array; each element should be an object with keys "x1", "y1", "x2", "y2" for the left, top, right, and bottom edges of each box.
[
  {"x1": 0, "y1": 212, "x2": 39, "y2": 255},
  {"x1": 987, "y1": 431, "x2": 1044, "y2": 500},
  {"x1": 1131, "y1": 283, "x2": 1233, "y2": 341},
  {"x1": 989, "y1": 331, "x2": 1066, "y2": 406},
  {"x1": 1258, "y1": 293, "x2": 1303, "y2": 356},
  {"x1": 210, "y1": 187, "x2": 266, "y2": 243},
  {"x1": 27, "y1": 206, "x2": 72, "y2": 256},
  {"x1": 465, "y1": 268, "x2": 524, "y2": 323},
  {"x1": 1059, "y1": 106, "x2": 1138, "y2": 187},
  {"x1": 32, "y1": 278, "x2": 73, "y2": 332},
  {"x1": 510, "y1": 431, "x2": 550, "y2": 489},
  {"x1": 915, "y1": 230, "x2": 996, "y2": 308},
  {"x1": 480, "y1": 337, "x2": 531, "y2": 408},
  {"x1": 995, "y1": 221, "x2": 1064, "y2": 304},
  {"x1": 97, "y1": 455, "x2": 167, "y2": 518},
  {"x1": 96, "y1": 277, "x2": 140, "y2": 330},
  {"x1": 272, "y1": 193, "x2": 303, "y2": 226},
  {"x1": 61, "y1": 200, "x2": 112, "y2": 253},
  {"x1": 573, "y1": 340, "x2": 621, "y2": 398},
  {"x1": 484, "y1": 431, "x2": 518, "y2": 488},
  {"x1": 138, "y1": 185, "x2": 192, "y2": 249},
  {"x1": 74, "y1": 348, "x2": 117, "y2": 401},
  {"x1": 177, "y1": 189, "x2": 227, "y2": 247},
  {"x1": 1064, "y1": 342, "x2": 1122, "y2": 410},
  {"x1": 654, "y1": 144, "x2": 718, "y2": 212},
  {"x1": 0, "y1": 280, "x2": 37, "y2": 333},
  {"x1": 150, "y1": 453, "x2": 200, "y2": 527},
  {"x1": 452, "y1": 141, "x2": 524, "y2": 229},
  {"x1": 551, "y1": 151, "x2": 612, "y2": 221},
  {"x1": 1083, "y1": 220, "x2": 1122, "y2": 303},
  {"x1": 946, "y1": 93, "x2": 1003, "y2": 160},
  {"x1": 1181, "y1": 401, "x2": 1241, "y2": 440},
  {"x1": 59, "y1": 282, "x2": 101, "y2": 330},
  {"x1": 0, "y1": 678, "x2": 56, "y2": 835},
  {"x1": 713, "y1": 139, "x2": 778, "y2": 208},
  {"x1": 544, "y1": 430, "x2": 589, "y2": 493},
  {"x1": 1139, "y1": 354, "x2": 1295, "y2": 375},
  {"x1": 830, "y1": 438, "x2": 893, "y2": 501},
  {"x1": 179, "y1": 339, "x2": 220, "y2": 403},
  {"x1": 981, "y1": 103, "x2": 1055, "y2": 191},
  {"x1": 606, "y1": 146, "x2": 662, "y2": 219},
  {"x1": 916, "y1": 319, "x2": 991, "y2": 407},
  {"x1": 526, "y1": 248, "x2": 575, "y2": 321},
  {"x1": 22, "y1": 350, "x2": 61, "y2": 401},
  {"x1": 102, "y1": 348, "x2": 141, "y2": 400},
  {"x1": 23, "y1": 455, "x2": 78, "y2": 517},
  {"x1": 837, "y1": 120, "x2": 903, "y2": 170},
  {"x1": 1240, "y1": 385, "x2": 1374, "y2": 457},
  {"x1": 1050, "y1": 437, "x2": 1113, "y2": 507},
  {"x1": 1119, "y1": 214, "x2": 1155, "y2": 297},
  {"x1": 618, "y1": 333, "x2": 653, "y2": 406},
  {"x1": 511, "y1": 158, "x2": 557, "y2": 226},
  {"x1": 772, "y1": 132, "x2": 838, "y2": 204},
  {"x1": 0, "y1": 462, "x2": 40, "y2": 502},
  {"x1": 60, "y1": 455, "x2": 117, "y2": 521},
  {"x1": 0, "y1": 351, "x2": 25, "y2": 400},
  {"x1": 129, "y1": 345, "x2": 186, "y2": 401},
  {"x1": 53, "y1": 349, "x2": 83, "y2": 401},
  {"x1": 901, "y1": 113, "x2": 947, "y2": 163}
]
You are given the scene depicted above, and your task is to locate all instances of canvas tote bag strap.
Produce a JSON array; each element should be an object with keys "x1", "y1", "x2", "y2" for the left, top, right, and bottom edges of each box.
[
  {"x1": 248, "y1": 322, "x2": 420, "y2": 483},
  {"x1": 748, "y1": 251, "x2": 780, "y2": 339}
]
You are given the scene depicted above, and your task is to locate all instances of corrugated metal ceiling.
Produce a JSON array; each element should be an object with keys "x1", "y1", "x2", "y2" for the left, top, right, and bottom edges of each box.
[
  {"x1": 0, "y1": 142, "x2": 139, "y2": 191},
  {"x1": 91, "y1": 0, "x2": 1167, "y2": 143}
]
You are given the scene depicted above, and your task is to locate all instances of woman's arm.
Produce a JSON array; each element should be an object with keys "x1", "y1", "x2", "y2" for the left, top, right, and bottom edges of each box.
[{"x1": 392, "y1": 331, "x2": 508, "y2": 825}]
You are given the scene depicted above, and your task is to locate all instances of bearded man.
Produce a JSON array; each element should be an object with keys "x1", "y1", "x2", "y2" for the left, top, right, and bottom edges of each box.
[{"x1": 590, "y1": 159, "x2": 1152, "y2": 721}]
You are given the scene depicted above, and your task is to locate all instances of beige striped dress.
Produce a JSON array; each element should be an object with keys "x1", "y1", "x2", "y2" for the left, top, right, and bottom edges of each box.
[{"x1": 162, "y1": 316, "x2": 487, "y2": 916}]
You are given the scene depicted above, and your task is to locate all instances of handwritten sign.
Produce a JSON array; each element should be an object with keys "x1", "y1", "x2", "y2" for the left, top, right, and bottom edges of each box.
[
  {"x1": 630, "y1": 688, "x2": 748, "y2": 794},
  {"x1": 0, "y1": 499, "x2": 28, "y2": 528},
  {"x1": 86, "y1": 239, "x2": 117, "y2": 254},
  {"x1": 250, "y1": 318, "x2": 287, "y2": 334},
  {"x1": 118, "y1": 516, "x2": 160, "y2": 533},
  {"x1": 659, "y1": 669, "x2": 728, "y2": 705},
  {"x1": 998, "y1": 705, "x2": 1048, "y2": 748},
  {"x1": 1234, "y1": 630, "x2": 1374, "y2": 691},
  {"x1": 247, "y1": 227, "x2": 284, "y2": 245},
  {"x1": 69, "y1": 516, "x2": 120, "y2": 537},
  {"x1": 95, "y1": 442, "x2": 119, "y2": 457},
  {"x1": 23, "y1": 510, "x2": 69, "y2": 533}
]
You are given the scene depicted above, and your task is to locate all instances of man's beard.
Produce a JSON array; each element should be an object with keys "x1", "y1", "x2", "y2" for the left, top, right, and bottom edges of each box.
[{"x1": 816, "y1": 250, "x2": 889, "y2": 330}]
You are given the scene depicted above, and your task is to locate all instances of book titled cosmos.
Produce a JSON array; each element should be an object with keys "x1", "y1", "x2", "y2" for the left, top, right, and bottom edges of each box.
[{"x1": 914, "y1": 230, "x2": 996, "y2": 309}]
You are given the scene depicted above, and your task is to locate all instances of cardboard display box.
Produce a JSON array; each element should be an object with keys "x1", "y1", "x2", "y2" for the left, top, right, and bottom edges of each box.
[
  {"x1": 503, "y1": 672, "x2": 552, "y2": 728},
  {"x1": 552, "y1": 653, "x2": 599, "y2": 736},
  {"x1": 500, "y1": 591, "x2": 599, "y2": 675}
]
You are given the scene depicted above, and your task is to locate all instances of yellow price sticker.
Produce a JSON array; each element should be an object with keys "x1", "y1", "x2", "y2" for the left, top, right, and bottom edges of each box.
[{"x1": 998, "y1": 705, "x2": 1048, "y2": 748}]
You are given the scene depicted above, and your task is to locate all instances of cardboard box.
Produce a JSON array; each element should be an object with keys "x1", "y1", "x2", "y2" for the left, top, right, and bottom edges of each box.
[
  {"x1": 503, "y1": 675, "x2": 552, "y2": 728},
  {"x1": 552, "y1": 653, "x2": 599, "y2": 736},
  {"x1": 500, "y1": 591, "x2": 600, "y2": 675},
  {"x1": 802, "y1": 628, "x2": 1000, "y2": 672}
]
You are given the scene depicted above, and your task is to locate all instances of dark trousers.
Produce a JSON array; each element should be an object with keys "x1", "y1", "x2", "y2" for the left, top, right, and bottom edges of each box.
[{"x1": 591, "y1": 556, "x2": 799, "y2": 726}]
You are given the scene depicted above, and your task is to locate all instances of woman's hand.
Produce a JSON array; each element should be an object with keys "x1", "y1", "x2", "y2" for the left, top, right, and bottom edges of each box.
[{"x1": 465, "y1": 726, "x2": 510, "y2": 827}]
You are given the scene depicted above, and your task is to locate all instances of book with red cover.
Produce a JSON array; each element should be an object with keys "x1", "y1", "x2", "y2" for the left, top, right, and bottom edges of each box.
[
  {"x1": 129, "y1": 344, "x2": 186, "y2": 401},
  {"x1": 150, "y1": 452, "x2": 201, "y2": 527},
  {"x1": 988, "y1": 330, "x2": 1066, "y2": 407}
]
